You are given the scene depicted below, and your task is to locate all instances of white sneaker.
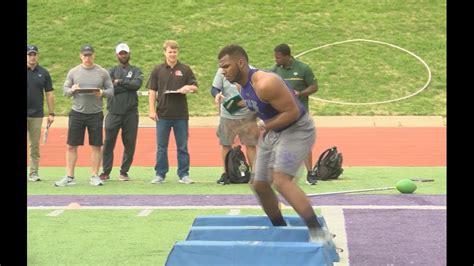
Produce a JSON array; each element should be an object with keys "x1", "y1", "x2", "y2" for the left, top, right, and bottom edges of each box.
[
  {"x1": 54, "y1": 176, "x2": 76, "y2": 187},
  {"x1": 179, "y1": 176, "x2": 194, "y2": 184},
  {"x1": 28, "y1": 173, "x2": 42, "y2": 182},
  {"x1": 90, "y1": 175, "x2": 104, "y2": 186},
  {"x1": 151, "y1": 176, "x2": 165, "y2": 184},
  {"x1": 309, "y1": 228, "x2": 333, "y2": 245}
]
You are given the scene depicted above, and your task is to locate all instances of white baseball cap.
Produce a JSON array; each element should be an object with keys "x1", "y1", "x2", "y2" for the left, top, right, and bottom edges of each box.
[{"x1": 115, "y1": 43, "x2": 130, "y2": 54}]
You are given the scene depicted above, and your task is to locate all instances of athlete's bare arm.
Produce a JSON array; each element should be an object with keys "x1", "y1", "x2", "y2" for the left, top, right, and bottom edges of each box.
[{"x1": 252, "y1": 71, "x2": 300, "y2": 130}]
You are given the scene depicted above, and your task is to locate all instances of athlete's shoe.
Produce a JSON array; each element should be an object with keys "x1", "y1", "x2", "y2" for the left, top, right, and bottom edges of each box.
[
  {"x1": 309, "y1": 228, "x2": 333, "y2": 245},
  {"x1": 54, "y1": 176, "x2": 76, "y2": 187}
]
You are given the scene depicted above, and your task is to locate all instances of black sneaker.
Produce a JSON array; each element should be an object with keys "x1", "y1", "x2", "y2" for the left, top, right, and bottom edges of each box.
[
  {"x1": 217, "y1": 173, "x2": 229, "y2": 185},
  {"x1": 306, "y1": 171, "x2": 317, "y2": 185}
]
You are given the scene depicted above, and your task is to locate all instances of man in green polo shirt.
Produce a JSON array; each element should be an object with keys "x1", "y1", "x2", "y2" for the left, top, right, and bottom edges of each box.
[{"x1": 270, "y1": 43, "x2": 319, "y2": 185}]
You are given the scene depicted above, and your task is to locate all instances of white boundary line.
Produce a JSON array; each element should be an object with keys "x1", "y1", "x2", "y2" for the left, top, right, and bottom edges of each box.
[
  {"x1": 137, "y1": 209, "x2": 154, "y2": 216},
  {"x1": 46, "y1": 209, "x2": 65, "y2": 216},
  {"x1": 28, "y1": 205, "x2": 445, "y2": 210},
  {"x1": 295, "y1": 39, "x2": 432, "y2": 105},
  {"x1": 321, "y1": 207, "x2": 349, "y2": 266}
]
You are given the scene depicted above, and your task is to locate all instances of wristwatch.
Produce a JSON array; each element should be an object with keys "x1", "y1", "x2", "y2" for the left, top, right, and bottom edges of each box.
[{"x1": 49, "y1": 113, "x2": 55, "y2": 116}]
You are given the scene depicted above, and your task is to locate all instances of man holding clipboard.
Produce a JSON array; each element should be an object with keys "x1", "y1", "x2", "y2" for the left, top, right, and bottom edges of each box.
[
  {"x1": 147, "y1": 40, "x2": 198, "y2": 185},
  {"x1": 54, "y1": 44, "x2": 114, "y2": 187}
]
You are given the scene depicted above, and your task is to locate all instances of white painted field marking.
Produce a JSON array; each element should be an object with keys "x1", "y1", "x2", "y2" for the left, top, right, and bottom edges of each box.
[
  {"x1": 29, "y1": 205, "x2": 446, "y2": 210},
  {"x1": 137, "y1": 209, "x2": 153, "y2": 217},
  {"x1": 296, "y1": 38, "x2": 432, "y2": 106},
  {"x1": 320, "y1": 207, "x2": 349, "y2": 266},
  {"x1": 46, "y1": 209, "x2": 64, "y2": 216}
]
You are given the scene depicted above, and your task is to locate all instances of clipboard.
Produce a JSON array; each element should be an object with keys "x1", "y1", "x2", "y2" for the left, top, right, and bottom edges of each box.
[
  {"x1": 223, "y1": 94, "x2": 244, "y2": 114},
  {"x1": 75, "y1": 88, "x2": 100, "y2": 93},
  {"x1": 164, "y1": 90, "x2": 182, "y2": 94}
]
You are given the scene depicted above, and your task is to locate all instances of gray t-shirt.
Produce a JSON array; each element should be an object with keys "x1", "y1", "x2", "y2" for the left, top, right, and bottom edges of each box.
[
  {"x1": 63, "y1": 64, "x2": 114, "y2": 114},
  {"x1": 212, "y1": 68, "x2": 255, "y2": 119}
]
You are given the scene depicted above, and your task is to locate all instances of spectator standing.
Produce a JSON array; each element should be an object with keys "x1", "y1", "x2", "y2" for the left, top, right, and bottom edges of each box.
[
  {"x1": 54, "y1": 44, "x2": 114, "y2": 187},
  {"x1": 147, "y1": 40, "x2": 198, "y2": 184},
  {"x1": 211, "y1": 67, "x2": 259, "y2": 183},
  {"x1": 270, "y1": 43, "x2": 319, "y2": 185},
  {"x1": 99, "y1": 43, "x2": 144, "y2": 182},
  {"x1": 27, "y1": 44, "x2": 55, "y2": 181}
]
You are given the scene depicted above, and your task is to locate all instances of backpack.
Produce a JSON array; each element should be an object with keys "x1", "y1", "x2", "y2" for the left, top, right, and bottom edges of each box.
[
  {"x1": 220, "y1": 145, "x2": 251, "y2": 184},
  {"x1": 313, "y1": 146, "x2": 344, "y2": 180}
]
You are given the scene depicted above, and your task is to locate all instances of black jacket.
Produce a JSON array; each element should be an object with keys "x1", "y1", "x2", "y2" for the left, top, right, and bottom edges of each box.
[{"x1": 107, "y1": 64, "x2": 144, "y2": 114}]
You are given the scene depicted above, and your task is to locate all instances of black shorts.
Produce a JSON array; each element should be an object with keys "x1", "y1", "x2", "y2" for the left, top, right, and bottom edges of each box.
[{"x1": 67, "y1": 110, "x2": 104, "y2": 146}]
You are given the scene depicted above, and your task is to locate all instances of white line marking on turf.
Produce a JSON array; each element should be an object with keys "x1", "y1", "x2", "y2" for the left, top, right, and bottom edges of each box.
[
  {"x1": 228, "y1": 209, "x2": 241, "y2": 215},
  {"x1": 46, "y1": 209, "x2": 64, "y2": 216},
  {"x1": 28, "y1": 205, "x2": 446, "y2": 210},
  {"x1": 295, "y1": 38, "x2": 432, "y2": 106},
  {"x1": 137, "y1": 209, "x2": 153, "y2": 216},
  {"x1": 321, "y1": 207, "x2": 349, "y2": 266}
]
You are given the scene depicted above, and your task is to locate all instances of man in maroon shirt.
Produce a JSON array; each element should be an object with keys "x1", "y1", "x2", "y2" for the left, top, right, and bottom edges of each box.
[{"x1": 147, "y1": 40, "x2": 198, "y2": 185}]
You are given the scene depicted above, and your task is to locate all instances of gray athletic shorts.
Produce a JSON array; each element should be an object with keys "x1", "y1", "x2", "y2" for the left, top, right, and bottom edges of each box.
[{"x1": 253, "y1": 113, "x2": 316, "y2": 182}]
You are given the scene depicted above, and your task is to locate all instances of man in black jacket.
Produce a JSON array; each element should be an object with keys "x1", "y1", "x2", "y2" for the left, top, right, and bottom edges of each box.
[{"x1": 100, "y1": 43, "x2": 144, "y2": 181}]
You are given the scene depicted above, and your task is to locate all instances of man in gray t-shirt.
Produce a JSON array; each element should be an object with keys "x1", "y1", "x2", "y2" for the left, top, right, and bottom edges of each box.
[
  {"x1": 55, "y1": 44, "x2": 114, "y2": 187},
  {"x1": 211, "y1": 67, "x2": 259, "y2": 183}
]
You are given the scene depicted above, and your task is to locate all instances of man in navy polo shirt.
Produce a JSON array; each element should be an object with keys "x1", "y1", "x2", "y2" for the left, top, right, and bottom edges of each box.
[{"x1": 27, "y1": 44, "x2": 55, "y2": 182}]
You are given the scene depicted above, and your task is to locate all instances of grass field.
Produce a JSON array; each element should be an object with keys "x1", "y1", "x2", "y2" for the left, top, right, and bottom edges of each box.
[
  {"x1": 27, "y1": 166, "x2": 446, "y2": 195},
  {"x1": 28, "y1": 208, "x2": 309, "y2": 266},
  {"x1": 27, "y1": 166, "x2": 445, "y2": 265},
  {"x1": 27, "y1": 0, "x2": 446, "y2": 116}
]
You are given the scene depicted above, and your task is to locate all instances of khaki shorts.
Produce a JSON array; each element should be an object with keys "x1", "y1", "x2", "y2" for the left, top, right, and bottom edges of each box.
[{"x1": 216, "y1": 116, "x2": 259, "y2": 146}]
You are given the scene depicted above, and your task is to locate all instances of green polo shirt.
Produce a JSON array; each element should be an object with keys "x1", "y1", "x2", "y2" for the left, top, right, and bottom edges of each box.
[{"x1": 270, "y1": 58, "x2": 316, "y2": 109}]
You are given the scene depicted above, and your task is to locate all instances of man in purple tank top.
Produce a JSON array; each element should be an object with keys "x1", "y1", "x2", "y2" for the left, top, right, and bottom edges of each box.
[{"x1": 217, "y1": 44, "x2": 332, "y2": 244}]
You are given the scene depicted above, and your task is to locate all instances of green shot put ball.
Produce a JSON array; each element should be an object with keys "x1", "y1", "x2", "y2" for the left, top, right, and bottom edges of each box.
[{"x1": 396, "y1": 179, "x2": 417, "y2": 194}]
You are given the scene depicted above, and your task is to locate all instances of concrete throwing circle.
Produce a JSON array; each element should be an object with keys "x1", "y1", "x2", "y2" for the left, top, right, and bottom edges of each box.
[{"x1": 295, "y1": 39, "x2": 432, "y2": 105}]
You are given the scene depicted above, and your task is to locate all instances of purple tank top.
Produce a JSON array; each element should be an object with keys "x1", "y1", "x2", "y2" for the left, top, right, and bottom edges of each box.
[{"x1": 240, "y1": 68, "x2": 306, "y2": 131}]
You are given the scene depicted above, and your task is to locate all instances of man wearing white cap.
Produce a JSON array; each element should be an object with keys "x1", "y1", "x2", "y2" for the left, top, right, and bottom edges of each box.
[{"x1": 99, "y1": 43, "x2": 144, "y2": 181}]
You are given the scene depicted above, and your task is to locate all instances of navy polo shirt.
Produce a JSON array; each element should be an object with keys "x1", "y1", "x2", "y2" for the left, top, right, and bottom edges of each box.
[{"x1": 27, "y1": 64, "x2": 53, "y2": 118}]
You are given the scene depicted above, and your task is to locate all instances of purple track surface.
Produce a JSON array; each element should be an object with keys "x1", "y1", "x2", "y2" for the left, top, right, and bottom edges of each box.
[
  {"x1": 28, "y1": 194, "x2": 446, "y2": 265},
  {"x1": 27, "y1": 194, "x2": 445, "y2": 206},
  {"x1": 344, "y1": 209, "x2": 446, "y2": 265}
]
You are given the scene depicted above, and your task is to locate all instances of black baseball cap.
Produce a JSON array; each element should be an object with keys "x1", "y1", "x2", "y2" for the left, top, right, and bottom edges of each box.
[
  {"x1": 27, "y1": 45, "x2": 38, "y2": 54},
  {"x1": 80, "y1": 44, "x2": 95, "y2": 55}
]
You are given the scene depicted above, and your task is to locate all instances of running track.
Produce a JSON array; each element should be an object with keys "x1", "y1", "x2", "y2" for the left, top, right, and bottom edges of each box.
[{"x1": 37, "y1": 127, "x2": 445, "y2": 167}]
